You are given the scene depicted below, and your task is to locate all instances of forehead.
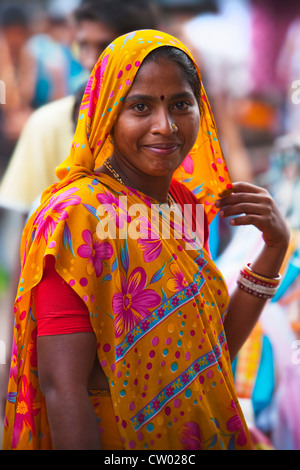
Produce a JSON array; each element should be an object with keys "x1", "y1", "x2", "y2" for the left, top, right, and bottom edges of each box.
[{"x1": 128, "y1": 57, "x2": 194, "y2": 96}]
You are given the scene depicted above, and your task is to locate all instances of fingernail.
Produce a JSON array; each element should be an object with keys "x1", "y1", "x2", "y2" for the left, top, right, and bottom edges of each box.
[{"x1": 215, "y1": 201, "x2": 220, "y2": 208}]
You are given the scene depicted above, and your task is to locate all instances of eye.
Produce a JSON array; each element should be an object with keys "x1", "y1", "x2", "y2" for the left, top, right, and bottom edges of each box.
[
  {"x1": 173, "y1": 101, "x2": 190, "y2": 111},
  {"x1": 133, "y1": 103, "x2": 149, "y2": 113}
]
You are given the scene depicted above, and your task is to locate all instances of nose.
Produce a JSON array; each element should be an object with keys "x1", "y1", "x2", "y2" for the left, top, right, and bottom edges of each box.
[{"x1": 150, "y1": 108, "x2": 176, "y2": 136}]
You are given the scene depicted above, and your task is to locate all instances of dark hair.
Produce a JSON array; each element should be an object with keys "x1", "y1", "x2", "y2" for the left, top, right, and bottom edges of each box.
[
  {"x1": 73, "y1": 0, "x2": 159, "y2": 36},
  {"x1": 142, "y1": 46, "x2": 203, "y2": 111},
  {"x1": 0, "y1": 5, "x2": 28, "y2": 28},
  {"x1": 157, "y1": 0, "x2": 218, "y2": 14}
]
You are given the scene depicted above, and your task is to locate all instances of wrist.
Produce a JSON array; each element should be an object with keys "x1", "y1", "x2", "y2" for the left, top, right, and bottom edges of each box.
[{"x1": 250, "y1": 243, "x2": 288, "y2": 279}]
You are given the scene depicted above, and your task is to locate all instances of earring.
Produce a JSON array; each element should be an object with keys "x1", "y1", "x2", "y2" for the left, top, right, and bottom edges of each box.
[{"x1": 171, "y1": 123, "x2": 178, "y2": 131}]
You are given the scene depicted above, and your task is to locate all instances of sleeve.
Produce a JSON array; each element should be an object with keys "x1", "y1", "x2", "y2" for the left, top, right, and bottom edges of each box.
[{"x1": 34, "y1": 255, "x2": 93, "y2": 337}]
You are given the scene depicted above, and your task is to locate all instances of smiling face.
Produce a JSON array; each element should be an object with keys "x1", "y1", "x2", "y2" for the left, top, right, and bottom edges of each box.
[{"x1": 110, "y1": 56, "x2": 201, "y2": 197}]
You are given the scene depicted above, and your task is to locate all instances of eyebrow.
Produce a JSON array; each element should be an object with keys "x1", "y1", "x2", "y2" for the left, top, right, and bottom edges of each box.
[{"x1": 126, "y1": 91, "x2": 195, "y2": 102}]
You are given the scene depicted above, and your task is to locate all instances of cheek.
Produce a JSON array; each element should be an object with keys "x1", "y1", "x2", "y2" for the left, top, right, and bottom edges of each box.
[
  {"x1": 113, "y1": 118, "x2": 146, "y2": 149},
  {"x1": 183, "y1": 113, "x2": 201, "y2": 148}
]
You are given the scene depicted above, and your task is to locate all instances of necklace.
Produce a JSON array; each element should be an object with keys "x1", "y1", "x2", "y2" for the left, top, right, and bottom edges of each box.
[
  {"x1": 103, "y1": 158, "x2": 123, "y2": 185},
  {"x1": 103, "y1": 158, "x2": 175, "y2": 207}
]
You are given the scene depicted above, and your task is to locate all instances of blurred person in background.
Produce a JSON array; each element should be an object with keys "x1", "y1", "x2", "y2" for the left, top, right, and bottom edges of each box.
[
  {"x1": 231, "y1": 0, "x2": 300, "y2": 177},
  {"x1": 18, "y1": 0, "x2": 89, "y2": 111},
  {"x1": 19, "y1": 15, "x2": 72, "y2": 112},
  {"x1": 216, "y1": 134, "x2": 300, "y2": 449},
  {"x1": 0, "y1": 4, "x2": 31, "y2": 169},
  {"x1": 263, "y1": 136, "x2": 300, "y2": 450},
  {"x1": 277, "y1": 16, "x2": 300, "y2": 135}
]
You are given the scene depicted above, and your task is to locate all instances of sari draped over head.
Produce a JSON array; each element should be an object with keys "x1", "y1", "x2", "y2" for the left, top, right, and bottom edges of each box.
[{"x1": 3, "y1": 30, "x2": 252, "y2": 450}]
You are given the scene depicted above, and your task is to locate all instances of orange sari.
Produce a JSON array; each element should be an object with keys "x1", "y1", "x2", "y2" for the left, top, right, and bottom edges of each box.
[{"x1": 3, "y1": 29, "x2": 252, "y2": 450}]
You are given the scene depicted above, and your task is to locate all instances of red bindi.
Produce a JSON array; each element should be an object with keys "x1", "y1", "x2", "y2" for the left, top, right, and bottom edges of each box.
[{"x1": 160, "y1": 95, "x2": 165, "y2": 101}]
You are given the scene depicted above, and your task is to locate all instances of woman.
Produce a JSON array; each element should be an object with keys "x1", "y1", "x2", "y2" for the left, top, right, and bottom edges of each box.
[{"x1": 2, "y1": 30, "x2": 289, "y2": 450}]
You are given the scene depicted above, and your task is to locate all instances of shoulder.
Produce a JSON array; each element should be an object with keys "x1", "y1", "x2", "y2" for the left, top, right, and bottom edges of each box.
[
  {"x1": 41, "y1": 176, "x2": 111, "y2": 212},
  {"x1": 27, "y1": 96, "x2": 75, "y2": 126}
]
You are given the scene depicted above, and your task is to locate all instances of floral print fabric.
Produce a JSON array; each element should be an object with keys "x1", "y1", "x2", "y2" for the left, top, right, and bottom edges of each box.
[
  {"x1": 2, "y1": 29, "x2": 251, "y2": 450},
  {"x1": 3, "y1": 175, "x2": 251, "y2": 450}
]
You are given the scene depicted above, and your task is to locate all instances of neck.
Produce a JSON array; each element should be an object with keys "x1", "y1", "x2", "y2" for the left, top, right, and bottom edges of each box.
[{"x1": 99, "y1": 156, "x2": 172, "y2": 204}]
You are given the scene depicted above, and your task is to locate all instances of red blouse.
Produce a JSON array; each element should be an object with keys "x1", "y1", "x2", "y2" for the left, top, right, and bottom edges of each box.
[{"x1": 35, "y1": 255, "x2": 93, "y2": 336}]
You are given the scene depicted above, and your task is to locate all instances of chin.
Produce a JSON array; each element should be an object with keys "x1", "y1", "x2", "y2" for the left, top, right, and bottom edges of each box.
[{"x1": 148, "y1": 160, "x2": 181, "y2": 176}]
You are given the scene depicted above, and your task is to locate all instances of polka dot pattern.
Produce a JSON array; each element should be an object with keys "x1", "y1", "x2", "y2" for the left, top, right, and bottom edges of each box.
[{"x1": 6, "y1": 30, "x2": 250, "y2": 452}]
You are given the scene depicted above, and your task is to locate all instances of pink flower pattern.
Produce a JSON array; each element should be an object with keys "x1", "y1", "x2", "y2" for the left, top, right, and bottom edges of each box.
[
  {"x1": 179, "y1": 422, "x2": 203, "y2": 450},
  {"x1": 11, "y1": 376, "x2": 40, "y2": 449},
  {"x1": 97, "y1": 189, "x2": 131, "y2": 229},
  {"x1": 81, "y1": 54, "x2": 109, "y2": 119},
  {"x1": 33, "y1": 187, "x2": 81, "y2": 244},
  {"x1": 226, "y1": 400, "x2": 248, "y2": 447},
  {"x1": 181, "y1": 154, "x2": 194, "y2": 174},
  {"x1": 77, "y1": 229, "x2": 113, "y2": 277},
  {"x1": 137, "y1": 217, "x2": 162, "y2": 262},
  {"x1": 9, "y1": 339, "x2": 19, "y2": 383},
  {"x1": 167, "y1": 263, "x2": 188, "y2": 292},
  {"x1": 112, "y1": 267, "x2": 161, "y2": 337}
]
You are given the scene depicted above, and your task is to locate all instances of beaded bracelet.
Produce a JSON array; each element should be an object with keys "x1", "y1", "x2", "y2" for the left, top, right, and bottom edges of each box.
[{"x1": 237, "y1": 264, "x2": 281, "y2": 299}]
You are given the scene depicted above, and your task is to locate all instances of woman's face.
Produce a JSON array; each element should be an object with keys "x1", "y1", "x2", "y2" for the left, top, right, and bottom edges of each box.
[{"x1": 111, "y1": 57, "x2": 201, "y2": 184}]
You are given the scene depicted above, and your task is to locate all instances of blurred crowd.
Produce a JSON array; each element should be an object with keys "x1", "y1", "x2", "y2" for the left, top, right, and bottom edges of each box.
[{"x1": 0, "y1": 0, "x2": 300, "y2": 450}]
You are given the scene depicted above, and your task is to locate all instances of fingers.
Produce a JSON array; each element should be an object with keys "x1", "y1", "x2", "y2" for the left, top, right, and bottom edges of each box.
[
  {"x1": 227, "y1": 214, "x2": 265, "y2": 227},
  {"x1": 215, "y1": 183, "x2": 272, "y2": 218},
  {"x1": 215, "y1": 181, "x2": 290, "y2": 249},
  {"x1": 215, "y1": 181, "x2": 272, "y2": 228},
  {"x1": 216, "y1": 182, "x2": 271, "y2": 208},
  {"x1": 218, "y1": 202, "x2": 265, "y2": 221}
]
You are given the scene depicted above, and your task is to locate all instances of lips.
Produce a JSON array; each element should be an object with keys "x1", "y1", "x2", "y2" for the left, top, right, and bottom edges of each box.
[{"x1": 142, "y1": 142, "x2": 181, "y2": 155}]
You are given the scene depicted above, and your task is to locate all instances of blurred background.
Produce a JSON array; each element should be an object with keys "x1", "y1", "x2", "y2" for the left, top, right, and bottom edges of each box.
[{"x1": 0, "y1": 0, "x2": 300, "y2": 450}]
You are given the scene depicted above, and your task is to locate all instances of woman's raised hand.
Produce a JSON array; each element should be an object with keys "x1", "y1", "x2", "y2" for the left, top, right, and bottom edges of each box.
[{"x1": 216, "y1": 182, "x2": 290, "y2": 250}]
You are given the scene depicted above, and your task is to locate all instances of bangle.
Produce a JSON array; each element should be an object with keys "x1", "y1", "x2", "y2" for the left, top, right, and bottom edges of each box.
[
  {"x1": 237, "y1": 264, "x2": 281, "y2": 299},
  {"x1": 244, "y1": 263, "x2": 281, "y2": 286}
]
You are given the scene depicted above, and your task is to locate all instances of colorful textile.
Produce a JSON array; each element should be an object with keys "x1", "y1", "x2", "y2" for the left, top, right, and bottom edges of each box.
[
  {"x1": 2, "y1": 29, "x2": 251, "y2": 450},
  {"x1": 234, "y1": 324, "x2": 263, "y2": 400}
]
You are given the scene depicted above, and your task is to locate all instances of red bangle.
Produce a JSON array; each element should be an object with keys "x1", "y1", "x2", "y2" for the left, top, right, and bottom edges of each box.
[
  {"x1": 244, "y1": 263, "x2": 281, "y2": 286},
  {"x1": 237, "y1": 264, "x2": 281, "y2": 299}
]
